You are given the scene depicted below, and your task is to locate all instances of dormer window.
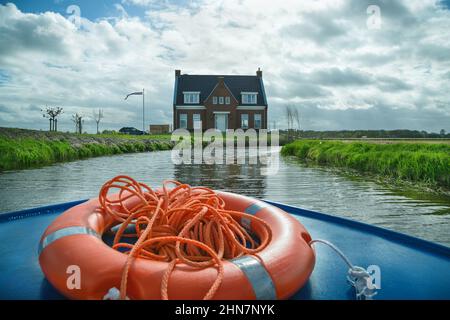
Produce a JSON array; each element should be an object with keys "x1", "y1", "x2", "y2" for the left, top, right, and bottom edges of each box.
[
  {"x1": 184, "y1": 92, "x2": 200, "y2": 104},
  {"x1": 225, "y1": 96, "x2": 230, "y2": 104},
  {"x1": 213, "y1": 96, "x2": 218, "y2": 104},
  {"x1": 242, "y1": 92, "x2": 257, "y2": 104},
  {"x1": 219, "y1": 97, "x2": 224, "y2": 104}
]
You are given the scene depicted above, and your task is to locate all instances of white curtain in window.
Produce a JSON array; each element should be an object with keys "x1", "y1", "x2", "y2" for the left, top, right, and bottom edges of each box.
[
  {"x1": 242, "y1": 94, "x2": 257, "y2": 104},
  {"x1": 193, "y1": 114, "x2": 202, "y2": 129},
  {"x1": 184, "y1": 93, "x2": 199, "y2": 104}
]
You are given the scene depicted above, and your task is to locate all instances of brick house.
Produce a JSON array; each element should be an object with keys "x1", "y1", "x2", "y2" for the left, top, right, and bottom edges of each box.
[{"x1": 173, "y1": 69, "x2": 268, "y2": 131}]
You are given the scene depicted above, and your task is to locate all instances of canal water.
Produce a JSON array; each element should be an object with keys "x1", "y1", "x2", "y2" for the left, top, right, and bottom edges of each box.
[{"x1": 0, "y1": 150, "x2": 449, "y2": 246}]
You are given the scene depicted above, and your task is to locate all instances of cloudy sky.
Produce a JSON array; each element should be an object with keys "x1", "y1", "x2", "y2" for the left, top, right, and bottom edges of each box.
[{"x1": 0, "y1": 0, "x2": 449, "y2": 133}]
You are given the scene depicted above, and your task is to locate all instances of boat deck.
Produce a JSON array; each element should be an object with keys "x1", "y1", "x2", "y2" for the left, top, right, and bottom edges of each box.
[{"x1": 0, "y1": 199, "x2": 449, "y2": 300}]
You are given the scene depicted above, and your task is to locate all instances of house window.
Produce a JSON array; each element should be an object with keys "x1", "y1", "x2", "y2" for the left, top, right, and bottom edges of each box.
[
  {"x1": 241, "y1": 114, "x2": 249, "y2": 129},
  {"x1": 219, "y1": 97, "x2": 224, "y2": 104},
  {"x1": 215, "y1": 113, "x2": 228, "y2": 131},
  {"x1": 254, "y1": 114, "x2": 262, "y2": 129},
  {"x1": 225, "y1": 96, "x2": 230, "y2": 104},
  {"x1": 179, "y1": 113, "x2": 187, "y2": 129},
  {"x1": 193, "y1": 114, "x2": 202, "y2": 130},
  {"x1": 183, "y1": 92, "x2": 200, "y2": 104},
  {"x1": 242, "y1": 93, "x2": 257, "y2": 104},
  {"x1": 213, "y1": 96, "x2": 218, "y2": 104}
]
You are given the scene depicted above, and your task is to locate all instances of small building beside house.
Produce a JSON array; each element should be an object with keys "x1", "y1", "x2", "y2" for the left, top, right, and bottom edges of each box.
[
  {"x1": 149, "y1": 124, "x2": 171, "y2": 134},
  {"x1": 172, "y1": 69, "x2": 268, "y2": 131}
]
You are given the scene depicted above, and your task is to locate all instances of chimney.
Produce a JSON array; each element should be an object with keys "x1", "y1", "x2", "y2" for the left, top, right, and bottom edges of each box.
[
  {"x1": 175, "y1": 69, "x2": 181, "y2": 77},
  {"x1": 217, "y1": 76, "x2": 224, "y2": 84},
  {"x1": 256, "y1": 67, "x2": 262, "y2": 77}
]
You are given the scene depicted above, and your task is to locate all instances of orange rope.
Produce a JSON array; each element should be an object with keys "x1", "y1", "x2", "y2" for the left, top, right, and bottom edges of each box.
[{"x1": 99, "y1": 175, "x2": 272, "y2": 300}]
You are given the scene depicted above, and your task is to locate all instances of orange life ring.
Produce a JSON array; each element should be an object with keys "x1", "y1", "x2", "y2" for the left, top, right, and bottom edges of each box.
[{"x1": 38, "y1": 191, "x2": 315, "y2": 300}]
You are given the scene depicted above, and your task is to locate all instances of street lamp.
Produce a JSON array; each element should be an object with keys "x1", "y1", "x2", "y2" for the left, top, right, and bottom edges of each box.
[{"x1": 125, "y1": 88, "x2": 145, "y2": 134}]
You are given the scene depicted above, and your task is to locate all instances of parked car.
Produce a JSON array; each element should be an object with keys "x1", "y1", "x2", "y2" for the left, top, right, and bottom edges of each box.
[{"x1": 119, "y1": 127, "x2": 145, "y2": 135}]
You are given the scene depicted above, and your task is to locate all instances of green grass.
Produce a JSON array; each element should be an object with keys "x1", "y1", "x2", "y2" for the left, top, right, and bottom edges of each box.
[
  {"x1": 281, "y1": 140, "x2": 450, "y2": 189},
  {"x1": 0, "y1": 132, "x2": 173, "y2": 171},
  {"x1": 82, "y1": 133, "x2": 172, "y2": 140}
]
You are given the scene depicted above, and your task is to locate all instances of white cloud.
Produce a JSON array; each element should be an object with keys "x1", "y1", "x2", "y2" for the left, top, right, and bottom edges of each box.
[
  {"x1": 0, "y1": 1, "x2": 449, "y2": 132},
  {"x1": 122, "y1": 0, "x2": 159, "y2": 7}
]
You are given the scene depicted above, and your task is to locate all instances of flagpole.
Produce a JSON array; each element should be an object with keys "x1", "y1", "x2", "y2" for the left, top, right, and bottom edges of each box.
[{"x1": 124, "y1": 90, "x2": 145, "y2": 134}]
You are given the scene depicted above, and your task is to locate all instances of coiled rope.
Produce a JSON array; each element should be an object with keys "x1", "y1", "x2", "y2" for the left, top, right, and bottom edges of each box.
[{"x1": 98, "y1": 175, "x2": 272, "y2": 300}]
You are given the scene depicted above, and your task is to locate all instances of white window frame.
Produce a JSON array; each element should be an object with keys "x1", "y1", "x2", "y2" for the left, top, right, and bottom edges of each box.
[
  {"x1": 179, "y1": 113, "x2": 188, "y2": 129},
  {"x1": 225, "y1": 96, "x2": 230, "y2": 104},
  {"x1": 183, "y1": 92, "x2": 200, "y2": 104},
  {"x1": 193, "y1": 113, "x2": 202, "y2": 130},
  {"x1": 242, "y1": 92, "x2": 258, "y2": 104},
  {"x1": 219, "y1": 97, "x2": 224, "y2": 104},
  {"x1": 213, "y1": 96, "x2": 218, "y2": 104},
  {"x1": 254, "y1": 114, "x2": 262, "y2": 129},
  {"x1": 241, "y1": 114, "x2": 249, "y2": 129}
]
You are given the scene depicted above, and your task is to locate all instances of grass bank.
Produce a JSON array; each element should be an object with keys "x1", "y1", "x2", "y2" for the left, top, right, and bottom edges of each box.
[
  {"x1": 281, "y1": 140, "x2": 450, "y2": 190},
  {"x1": 0, "y1": 128, "x2": 173, "y2": 171}
]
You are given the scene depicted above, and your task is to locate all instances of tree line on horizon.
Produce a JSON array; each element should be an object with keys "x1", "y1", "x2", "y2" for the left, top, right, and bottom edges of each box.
[{"x1": 278, "y1": 129, "x2": 449, "y2": 139}]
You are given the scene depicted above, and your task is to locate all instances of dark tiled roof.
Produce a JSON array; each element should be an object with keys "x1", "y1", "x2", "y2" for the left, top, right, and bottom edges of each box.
[{"x1": 175, "y1": 75, "x2": 267, "y2": 106}]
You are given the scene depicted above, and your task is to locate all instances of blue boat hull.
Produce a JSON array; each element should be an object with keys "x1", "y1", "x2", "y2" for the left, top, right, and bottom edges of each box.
[{"x1": 0, "y1": 199, "x2": 449, "y2": 300}]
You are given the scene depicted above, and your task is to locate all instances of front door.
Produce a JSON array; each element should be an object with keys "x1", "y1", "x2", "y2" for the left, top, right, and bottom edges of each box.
[{"x1": 215, "y1": 114, "x2": 228, "y2": 131}]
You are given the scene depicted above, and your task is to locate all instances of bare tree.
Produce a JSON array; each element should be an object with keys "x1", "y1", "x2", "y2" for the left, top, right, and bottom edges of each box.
[
  {"x1": 285, "y1": 105, "x2": 295, "y2": 141},
  {"x1": 271, "y1": 121, "x2": 277, "y2": 130},
  {"x1": 93, "y1": 109, "x2": 104, "y2": 134},
  {"x1": 72, "y1": 113, "x2": 84, "y2": 134},
  {"x1": 284, "y1": 105, "x2": 302, "y2": 140},
  {"x1": 292, "y1": 106, "x2": 301, "y2": 138},
  {"x1": 41, "y1": 106, "x2": 63, "y2": 132}
]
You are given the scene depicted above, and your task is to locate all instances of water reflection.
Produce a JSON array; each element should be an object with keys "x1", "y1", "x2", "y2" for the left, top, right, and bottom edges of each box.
[
  {"x1": 0, "y1": 150, "x2": 449, "y2": 246},
  {"x1": 174, "y1": 163, "x2": 267, "y2": 199}
]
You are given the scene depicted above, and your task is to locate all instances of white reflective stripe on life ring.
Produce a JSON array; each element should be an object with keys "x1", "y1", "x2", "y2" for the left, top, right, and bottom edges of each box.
[
  {"x1": 241, "y1": 201, "x2": 269, "y2": 230},
  {"x1": 231, "y1": 255, "x2": 277, "y2": 300},
  {"x1": 38, "y1": 226, "x2": 100, "y2": 256}
]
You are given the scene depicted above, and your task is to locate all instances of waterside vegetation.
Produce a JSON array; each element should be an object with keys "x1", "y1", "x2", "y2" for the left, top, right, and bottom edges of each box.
[
  {"x1": 281, "y1": 140, "x2": 450, "y2": 190},
  {"x1": 0, "y1": 128, "x2": 173, "y2": 171}
]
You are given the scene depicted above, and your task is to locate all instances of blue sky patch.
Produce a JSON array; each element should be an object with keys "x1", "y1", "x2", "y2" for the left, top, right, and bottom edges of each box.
[
  {"x1": 0, "y1": 0, "x2": 196, "y2": 21},
  {"x1": 0, "y1": 69, "x2": 10, "y2": 86},
  {"x1": 439, "y1": 0, "x2": 450, "y2": 9}
]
